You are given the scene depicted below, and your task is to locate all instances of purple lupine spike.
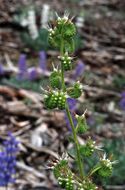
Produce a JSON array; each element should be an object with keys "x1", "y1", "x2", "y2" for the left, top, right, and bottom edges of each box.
[
  {"x1": 0, "y1": 64, "x2": 4, "y2": 75},
  {"x1": 64, "y1": 111, "x2": 77, "y2": 131},
  {"x1": 119, "y1": 91, "x2": 125, "y2": 111},
  {"x1": 0, "y1": 132, "x2": 19, "y2": 186},
  {"x1": 73, "y1": 59, "x2": 85, "y2": 79},
  {"x1": 18, "y1": 54, "x2": 27, "y2": 72},
  {"x1": 121, "y1": 91, "x2": 125, "y2": 98},
  {"x1": 67, "y1": 97, "x2": 77, "y2": 111},
  {"x1": 39, "y1": 51, "x2": 47, "y2": 71},
  {"x1": 87, "y1": 115, "x2": 96, "y2": 127},
  {"x1": 28, "y1": 67, "x2": 38, "y2": 80},
  {"x1": 119, "y1": 98, "x2": 125, "y2": 110},
  {"x1": 17, "y1": 54, "x2": 27, "y2": 80}
]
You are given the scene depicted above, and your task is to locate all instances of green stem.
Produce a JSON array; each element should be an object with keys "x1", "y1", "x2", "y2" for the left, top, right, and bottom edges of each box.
[
  {"x1": 87, "y1": 166, "x2": 101, "y2": 177},
  {"x1": 65, "y1": 103, "x2": 84, "y2": 179},
  {"x1": 60, "y1": 38, "x2": 84, "y2": 179},
  {"x1": 60, "y1": 39, "x2": 66, "y2": 91}
]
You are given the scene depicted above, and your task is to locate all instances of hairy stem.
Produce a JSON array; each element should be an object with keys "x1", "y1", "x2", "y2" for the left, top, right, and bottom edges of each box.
[
  {"x1": 60, "y1": 39, "x2": 66, "y2": 91},
  {"x1": 65, "y1": 103, "x2": 84, "y2": 179},
  {"x1": 60, "y1": 38, "x2": 84, "y2": 179},
  {"x1": 87, "y1": 166, "x2": 101, "y2": 178}
]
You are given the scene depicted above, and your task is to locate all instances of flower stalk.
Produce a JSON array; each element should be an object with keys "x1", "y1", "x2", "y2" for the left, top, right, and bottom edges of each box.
[
  {"x1": 65, "y1": 103, "x2": 84, "y2": 179},
  {"x1": 60, "y1": 39, "x2": 66, "y2": 91},
  {"x1": 43, "y1": 13, "x2": 116, "y2": 190}
]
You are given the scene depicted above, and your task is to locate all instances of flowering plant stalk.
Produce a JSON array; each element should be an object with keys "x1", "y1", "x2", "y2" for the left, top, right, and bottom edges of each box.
[{"x1": 42, "y1": 13, "x2": 117, "y2": 190}]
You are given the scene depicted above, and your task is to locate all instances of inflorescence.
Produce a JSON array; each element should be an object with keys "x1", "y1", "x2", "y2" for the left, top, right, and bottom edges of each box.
[
  {"x1": 0, "y1": 132, "x2": 19, "y2": 187},
  {"x1": 42, "y1": 13, "x2": 117, "y2": 190}
]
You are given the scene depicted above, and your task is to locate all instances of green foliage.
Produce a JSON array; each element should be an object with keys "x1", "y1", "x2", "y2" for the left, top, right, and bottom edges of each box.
[
  {"x1": 113, "y1": 74, "x2": 125, "y2": 89},
  {"x1": 83, "y1": 138, "x2": 123, "y2": 187},
  {"x1": 102, "y1": 138, "x2": 125, "y2": 185},
  {"x1": 2, "y1": 77, "x2": 49, "y2": 93},
  {"x1": 21, "y1": 28, "x2": 49, "y2": 51}
]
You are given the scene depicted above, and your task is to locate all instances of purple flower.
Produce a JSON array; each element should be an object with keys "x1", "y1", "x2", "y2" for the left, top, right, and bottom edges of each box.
[
  {"x1": 64, "y1": 111, "x2": 77, "y2": 131},
  {"x1": 87, "y1": 116, "x2": 96, "y2": 127},
  {"x1": 67, "y1": 98, "x2": 77, "y2": 111},
  {"x1": 39, "y1": 51, "x2": 47, "y2": 71},
  {"x1": 119, "y1": 91, "x2": 125, "y2": 110},
  {"x1": 119, "y1": 98, "x2": 125, "y2": 110},
  {"x1": 0, "y1": 64, "x2": 4, "y2": 75},
  {"x1": 73, "y1": 60, "x2": 85, "y2": 79},
  {"x1": 18, "y1": 54, "x2": 27, "y2": 72},
  {"x1": 28, "y1": 67, "x2": 38, "y2": 80},
  {"x1": 17, "y1": 54, "x2": 27, "y2": 80},
  {"x1": 0, "y1": 132, "x2": 19, "y2": 186},
  {"x1": 121, "y1": 91, "x2": 125, "y2": 98}
]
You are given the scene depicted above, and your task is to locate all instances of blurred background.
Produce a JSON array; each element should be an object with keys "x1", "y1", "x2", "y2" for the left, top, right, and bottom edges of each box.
[{"x1": 0, "y1": 0, "x2": 125, "y2": 189}]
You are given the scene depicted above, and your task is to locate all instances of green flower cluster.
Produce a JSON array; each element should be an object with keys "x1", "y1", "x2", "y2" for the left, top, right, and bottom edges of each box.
[
  {"x1": 67, "y1": 81, "x2": 82, "y2": 99},
  {"x1": 48, "y1": 13, "x2": 76, "y2": 52},
  {"x1": 97, "y1": 154, "x2": 117, "y2": 177},
  {"x1": 44, "y1": 90, "x2": 66, "y2": 110},
  {"x1": 58, "y1": 52, "x2": 73, "y2": 71},
  {"x1": 75, "y1": 113, "x2": 88, "y2": 134},
  {"x1": 49, "y1": 155, "x2": 97, "y2": 190},
  {"x1": 80, "y1": 138, "x2": 96, "y2": 157},
  {"x1": 49, "y1": 67, "x2": 61, "y2": 89},
  {"x1": 77, "y1": 179, "x2": 97, "y2": 190}
]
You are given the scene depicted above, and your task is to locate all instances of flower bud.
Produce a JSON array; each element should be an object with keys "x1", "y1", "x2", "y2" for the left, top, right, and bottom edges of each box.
[
  {"x1": 48, "y1": 27, "x2": 57, "y2": 47},
  {"x1": 58, "y1": 175, "x2": 74, "y2": 190},
  {"x1": 67, "y1": 81, "x2": 82, "y2": 99},
  {"x1": 59, "y1": 52, "x2": 73, "y2": 71},
  {"x1": 53, "y1": 159, "x2": 68, "y2": 178},
  {"x1": 57, "y1": 92, "x2": 66, "y2": 110},
  {"x1": 79, "y1": 138, "x2": 96, "y2": 157},
  {"x1": 44, "y1": 91, "x2": 58, "y2": 109},
  {"x1": 56, "y1": 14, "x2": 76, "y2": 38},
  {"x1": 98, "y1": 154, "x2": 114, "y2": 177},
  {"x1": 48, "y1": 14, "x2": 76, "y2": 51},
  {"x1": 49, "y1": 67, "x2": 61, "y2": 89},
  {"x1": 78, "y1": 179, "x2": 97, "y2": 190},
  {"x1": 75, "y1": 112, "x2": 88, "y2": 134}
]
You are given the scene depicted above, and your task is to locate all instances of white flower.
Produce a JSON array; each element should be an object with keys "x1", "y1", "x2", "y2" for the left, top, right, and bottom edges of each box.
[
  {"x1": 41, "y1": 4, "x2": 50, "y2": 28},
  {"x1": 27, "y1": 8, "x2": 38, "y2": 39},
  {"x1": 100, "y1": 153, "x2": 118, "y2": 166}
]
